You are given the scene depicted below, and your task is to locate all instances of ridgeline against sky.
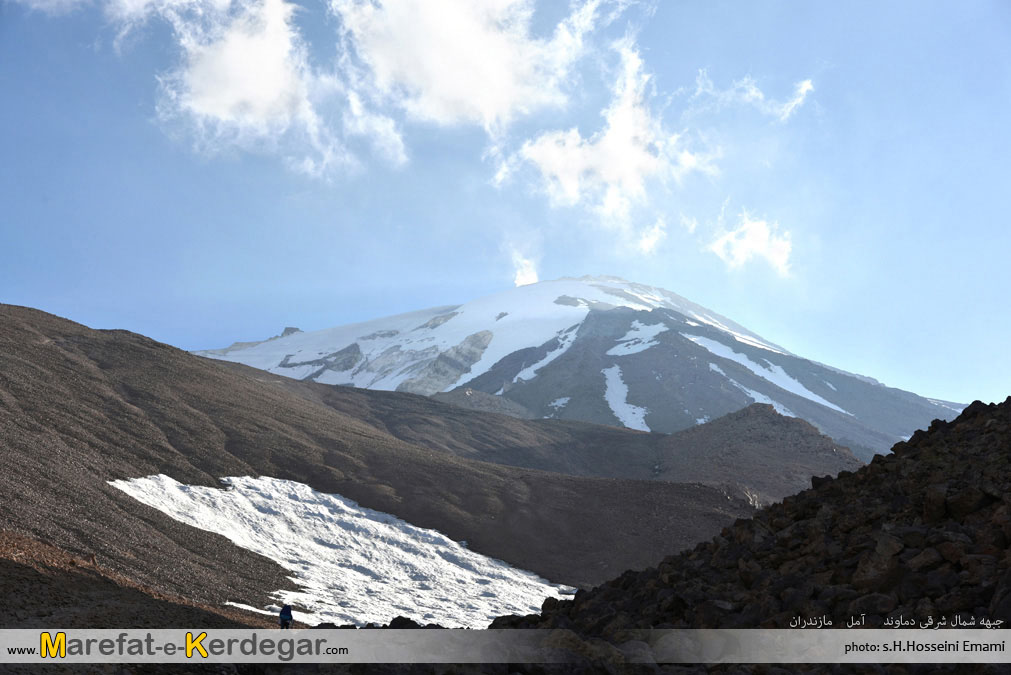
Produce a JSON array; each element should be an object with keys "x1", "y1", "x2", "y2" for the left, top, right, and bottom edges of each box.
[{"x1": 2, "y1": 0, "x2": 1008, "y2": 404}]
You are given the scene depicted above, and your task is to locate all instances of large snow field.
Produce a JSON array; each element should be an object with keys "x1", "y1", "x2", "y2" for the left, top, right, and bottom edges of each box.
[{"x1": 109, "y1": 475, "x2": 572, "y2": 629}]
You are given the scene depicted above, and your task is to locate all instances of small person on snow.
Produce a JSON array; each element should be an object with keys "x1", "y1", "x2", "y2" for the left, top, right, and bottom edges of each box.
[{"x1": 279, "y1": 604, "x2": 293, "y2": 629}]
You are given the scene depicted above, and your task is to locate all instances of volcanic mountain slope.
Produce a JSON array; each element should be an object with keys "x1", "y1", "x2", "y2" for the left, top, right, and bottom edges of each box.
[
  {"x1": 493, "y1": 396, "x2": 1011, "y2": 639},
  {"x1": 252, "y1": 375, "x2": 860, "y2": 501},
  {"x1": 0, "y1": 304, "x2": 762, "y2": 622},
  {"x1": 197, "y1": 276, "x2": 963, "y2": 459}
]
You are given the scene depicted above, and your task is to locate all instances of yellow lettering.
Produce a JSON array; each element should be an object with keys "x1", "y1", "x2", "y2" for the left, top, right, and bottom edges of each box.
[
  {"x1": 186, "y1": 632, "x2": 208, "y2": 658},
  {"x1": 40, "y1": 632, "x2": 66, "y2": 659}
]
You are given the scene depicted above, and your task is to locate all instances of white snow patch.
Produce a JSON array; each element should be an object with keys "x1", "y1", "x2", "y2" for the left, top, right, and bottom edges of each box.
[
  {"x1": 548, "y1": 397, "x2": 570, "y2": 410},
  {"x1": 727, "y1": 379, "x2": 796, "y2": 417},
  {"x1": 109, "y1": 475, "x2": 571, "y2": 629},
  {"x1": 695, "y1": 416, "x2": 710, "y2": 425},
  {"x1": 605, "y1": 321, "x2": 669, "y2": 357},
  {"x1": 224, "y1": 602, "x2": 276, "y2": 616},
  {"x1": 709, "y1": 363, "x2": 794, "y2": 417},
  {"x1": 685, "y1": 334, "x2": 851, "y2": 415},
  {"x1": 601, "y1": 365, "x2": 650, "y2": 431},
  {"x1": 824, "y1": 380, "x2": 837, "y2": 391},
  {"x1": 513, "y1": 326, "x2": 578, "y2": 383},
  {"x1": 684, "y1": 313, "x2": 786, "y2": 354},
  {"x1": 926, "y1": 398, "x2": 966, "y2": 414}
]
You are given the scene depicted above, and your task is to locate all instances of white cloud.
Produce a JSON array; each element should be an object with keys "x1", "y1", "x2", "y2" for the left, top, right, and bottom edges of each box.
[
  {"x1": 151, "y1": 0, "x2": 356, "y2": 174},
  {"x1": 329, "y1": 0, "x2": 604, "y2": 133},
  {"x1": 516, "y1": 41, "x2": 719, "y2": 230},
  {"x1": 636, "y1": 218, "x2": 666, "y2": 254},
  {"x1": 509, "y1": 248, "x2": 539, "y2": 286},
  {"x1": 690, "y1": 70, "x2": 814, "y2": 122},
  {"x1": 708, "y1": 210, "x2": 792, "y2": 276},
  {"x1": 170, "y1": 0, "x2": 310, "y2": 131},
  {"x1": 18, "y1": 0, "x2": 409, "y2": 175},
  {"x1": 343, "y1": 90, "x2": 407, "y2": 167},
  {"x1": 777, "y1": 79, "x2": 815, "y2": 122},
  {"x1": 679, "y1": 213, "x2": 698, "y2": 234},
  {"x1": 11, "y1": 0, "x2": 92, "y2": 14}
]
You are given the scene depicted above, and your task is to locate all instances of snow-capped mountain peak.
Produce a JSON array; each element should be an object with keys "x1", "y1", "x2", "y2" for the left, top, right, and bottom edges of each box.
[
  {"x1": 196, "y1": 276, "x2": 960, "y2": 460},
  {"x1": 197, "y1": 276, "x2": 782, "y2": 393}
]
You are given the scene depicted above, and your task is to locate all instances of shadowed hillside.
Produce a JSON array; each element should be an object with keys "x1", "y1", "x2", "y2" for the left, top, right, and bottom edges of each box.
[{"x1": 244, "y1": 366, "x2": 860, "y2": 494}]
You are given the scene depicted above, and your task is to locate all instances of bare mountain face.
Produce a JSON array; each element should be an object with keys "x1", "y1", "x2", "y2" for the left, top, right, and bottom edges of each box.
[
  {"x1": 197, "y1": 276, "x2": 963, "y2": 461},
  {"x1": 280, "y1": 379, "x2": 860, "y2": 506}
]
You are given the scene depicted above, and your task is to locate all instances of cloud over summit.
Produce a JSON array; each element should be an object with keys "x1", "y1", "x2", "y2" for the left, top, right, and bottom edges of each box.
[{"x1": 330, "y1": 0, "x2": 604, "y2": 133}]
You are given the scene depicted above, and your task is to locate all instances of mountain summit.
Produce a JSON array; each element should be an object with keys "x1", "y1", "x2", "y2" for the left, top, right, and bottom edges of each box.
[{"x1": 197, "y1": 276, "x2": 961, "y2": 460}]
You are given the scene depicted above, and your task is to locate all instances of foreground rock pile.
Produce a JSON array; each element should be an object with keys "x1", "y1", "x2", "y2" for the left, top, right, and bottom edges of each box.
[{"x1": 493, "y1": 397, "x2": 1011, "y2": 636}]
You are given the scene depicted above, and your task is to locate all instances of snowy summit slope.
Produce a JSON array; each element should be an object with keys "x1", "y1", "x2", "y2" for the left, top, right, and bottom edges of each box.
[
  {"x1": 196, "y1": 276, "x2": 781, "y2": 395},
  {"x1": 198, "y1": 276, "x2": 961, "y2": 458}
]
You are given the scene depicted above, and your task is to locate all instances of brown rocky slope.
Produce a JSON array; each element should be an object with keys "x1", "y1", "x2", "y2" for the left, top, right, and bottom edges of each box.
[{"x1": 493, "y1": 396, "x2": 1011, "y2": 635}]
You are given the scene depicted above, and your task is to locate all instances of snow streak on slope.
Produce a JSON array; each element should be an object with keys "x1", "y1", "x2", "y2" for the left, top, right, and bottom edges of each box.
[
  {"x1": 709, "y1": 363, "x2": 795, "y2": 417},
  {"x1": 606, "y1": 321, "x2": 669, "y2": 356},
  {"x1": 109, "y1": 475, "x2": 571, "y2": 629},
  {"x1": 927, "y1": 398, "x2": 966, "y2": 414},
  {"x1": 687, "y1": 334, "x2": 850, "y2": 415},
  {"x1": 514, "y1": 325, "x2": 579, "y2": 382},
  {"x1": 601, "y1": 365, "x2": 649, "y2": 431}
]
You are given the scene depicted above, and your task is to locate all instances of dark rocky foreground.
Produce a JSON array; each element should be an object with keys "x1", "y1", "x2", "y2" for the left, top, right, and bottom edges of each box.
[
  {"x1": 477, "y1": 397, "x2": 1011, "y2": 673},
  {"x1": 297, "y1": 399, "x2": 1010, "y2": 674}
]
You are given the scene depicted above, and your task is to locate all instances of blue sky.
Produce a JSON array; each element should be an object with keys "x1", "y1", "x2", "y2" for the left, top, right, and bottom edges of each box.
[{"x1": 2, "y1": 0, "x2": 1009, "y2": 405}]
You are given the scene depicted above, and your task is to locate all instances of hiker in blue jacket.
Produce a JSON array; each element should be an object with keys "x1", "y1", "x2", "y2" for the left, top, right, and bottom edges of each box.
[{"x1": 279, "y1": 604, "x2": 293, "y2": 629}]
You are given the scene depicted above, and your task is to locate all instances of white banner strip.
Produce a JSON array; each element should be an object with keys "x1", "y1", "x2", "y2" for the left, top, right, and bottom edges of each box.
[{"x1": 0, "y1": 629, "x2": 1007, "y2": 664}]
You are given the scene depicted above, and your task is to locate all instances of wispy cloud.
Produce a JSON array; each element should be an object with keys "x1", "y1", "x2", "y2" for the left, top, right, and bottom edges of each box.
[
  {"x1": 507, "y1": 245, "x2": 539, "y2": 286},
  {"x1": 636, "y1": 218, "x2": 666, "y2": 254},
  {"x1": 154, "y1": 0, "x2": 351, "y2": 174},
  {"x1": 506, "y1": 39, "x2": 718, "y2": 257},
  {"x1": 689, "y1": 69, "x2": 814, "y2": 122},
  {"x1": 329, "y1": 0, "x2": 605, "y2": 135},
  {"x1": 708, "y1": 210, "x2": 792, "y2": 276},
  {"x1": 14, "y1": 0, "x2": 408, "y2": 176},
  {"x1": 679, "y1": 213, "x2": 698, "y2": 234},
  {"x1": 12, "y1": 0, "x2": 91, "y2": 14},
  {"x1": 514, "y1": 41, "x2": 718, "y2": 226},
  {"x1": 343, "y1": 90, "x2": 407, "y2": 167}
]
